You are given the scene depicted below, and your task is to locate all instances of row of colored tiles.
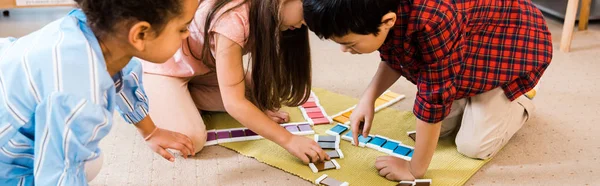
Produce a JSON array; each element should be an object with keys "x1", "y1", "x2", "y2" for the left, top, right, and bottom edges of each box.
[
  {"x1": 327, "y1": 123, "x2": 414, "y2": 161},
  {"x1": 301, "y1": 94, "x2": 332, "y2": 125},
  {"x1": 332, "y1": 91, "x2": 404, "y2": 124},
  {"x1": 204, "y1": 122, "x2": 315, "y2": 146}
]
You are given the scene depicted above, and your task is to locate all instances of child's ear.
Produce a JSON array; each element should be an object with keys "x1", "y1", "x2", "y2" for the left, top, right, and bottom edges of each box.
[
  {"x1": 380, "y1": 12, "x2": 397, "y2": 30},
  {"x1": 128, "y1": 21, "x2": 153, "y2": 52}
]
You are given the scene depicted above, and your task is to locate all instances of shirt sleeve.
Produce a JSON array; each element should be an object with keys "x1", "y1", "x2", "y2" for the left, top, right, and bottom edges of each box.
[
  {"x1": 211, "y1": 7, "x2": 249, "y2": 48},
  {"x1": 33, "y1": 92, "x2": 112, "y2": 186},
  {"x1": 413, "y1": 4, "x2": 464, "y2": 123},
  {"x1": 114, "y1": 58, "x2": 150, "y2": 124}
]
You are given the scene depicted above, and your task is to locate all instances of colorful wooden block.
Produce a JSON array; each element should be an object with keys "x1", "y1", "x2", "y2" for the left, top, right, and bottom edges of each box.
[
  {"x1": 366, "y1": 135, "x2": 387, "y2": 150},
  {"x1": 391, "y1": 144, "x2": 414, "y2": 161},
  {"x1": 380, "y1": 140, "x2": 400, "y2": 154},
  {"x1": 352, "y1": 134, "x2": 373, "y2": 147},
  {"x1": 308, "y1": 160, "x2": 340, "y2": 173},
  {"x1": 326, "y1": 123, "x2": 349, "y2": 136},
  {"x1": 312, "y1": 117, "x2": 331, "y2": 125},
  {"x1": 295, "y1": 124, "x2": 315, "y2": 135},
  {"x1": 315, "y1": 135, "x2": 338, "y2": 142},
  {"x1": 407, "y1": 131, "x2": 416, "y2": 141},
  {"x1": 342, "y1": 111, "x2": 352, "y2": 118},
  {"x1": 305, "y1": 107, "x2": 322, "y2": 113},
  {"x1": 341, "y1": 130, "x2": 353, "y2": 141},
  {"x1": 397, "y1": 181, "x2": 415, "y2": 186},
  {"x1": 374, "y1": 99, "x2": 387, "y2": 107},
  {"x1": 308, "y1": 112, "x2": 325, "y2": 118},
  {"x1": 326, "y1": 149, "x2": 344, "y2": 159},
  {"x1": 315, "y1": 174, "x2": 349, "y2": 186},
  {"x1": 230, "y1": 129, "x2": 245, "y2": 138},
  {"x1": 284, "y1": 125, "x2": 300, "y2": 133},
  {"x1": 244, "y1": 129, "x2": 258, "y2": 136},
  {"x1": 414, "y1": 179, "x2": 432, "y2": 186},
  {"x1": 333, "y1": 115, "x2": 349, "y2": 124},
  {"x1": 384, "y1": 91, "x2": 402, "y2": 98},
  {"x1": 302, "y1": 102, "x2": 318, "y2": 108},
  {"x1": 318, "y1": 142, "x2": 337, "y2": 149},
  {"x1": 216, "y1": 130, "x2": 233, "y2": 143},
  {"x1": 205, "y1": 130, "x2": 218, "y2": 146}
]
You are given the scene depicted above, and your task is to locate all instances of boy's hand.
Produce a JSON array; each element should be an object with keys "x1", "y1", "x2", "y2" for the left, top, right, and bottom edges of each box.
[
  {"x1": 349, "y1": 97, "x2": 375, "y2": 146},
  {"x1": 375, "y1": 156, "x2": 416, "y2": 181},
  {"x1": 282, "y1": 135, "x2": 330, "y2": 164}
]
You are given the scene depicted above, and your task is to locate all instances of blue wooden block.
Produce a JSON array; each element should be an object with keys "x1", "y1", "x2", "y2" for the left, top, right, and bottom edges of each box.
[
  {"x1": 381, "y1": 141, "x2": 399, "y2": 152},
  {"x1": 356, "y1": 135, "x2": 373, "y2": 147},
  {"x1": 368, "y1": 136, "x2": 387, "y2": 147},
  {"x1": 407, "y1": 150, "x2": 414, "y2": 157},
  {"x1": 326, "y1": 123, "x2": 349, "y2": 136},
  {"x1": 393, "y1": 145, "x2": 412, "y2": 156}
]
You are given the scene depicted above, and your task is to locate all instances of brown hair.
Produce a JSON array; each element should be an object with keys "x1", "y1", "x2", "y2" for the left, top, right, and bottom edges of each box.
[{"x1": 188, "y1": 0, "x2": 311, "y2": 111}]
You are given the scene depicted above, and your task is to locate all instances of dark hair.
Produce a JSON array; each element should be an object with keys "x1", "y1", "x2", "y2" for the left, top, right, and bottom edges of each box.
[
  {"x1": 74, "y1": 0, "x2": 183, "y2": 37},
  {"x1": 189, "y1": 0, "x2": 311, "y2": 111},
  {"x1": 303, "y1": 0, "x2": 401, "y2": 39}
]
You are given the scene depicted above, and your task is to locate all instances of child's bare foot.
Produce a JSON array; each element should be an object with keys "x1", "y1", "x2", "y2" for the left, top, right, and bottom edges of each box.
[{"x1": 265, "y1": 110, "x2": 290, "y2": 123}]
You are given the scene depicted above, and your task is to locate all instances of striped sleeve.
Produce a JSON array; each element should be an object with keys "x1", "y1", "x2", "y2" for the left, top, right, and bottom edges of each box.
[
  {"x1": 33, "y1": 92, "x2": 112, "y2": 186},
  {"x1": 114, "y1": 58, "x2": 150, "y2": 124}
]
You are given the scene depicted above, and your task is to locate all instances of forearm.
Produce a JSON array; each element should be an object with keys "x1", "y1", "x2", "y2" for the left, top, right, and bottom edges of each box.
[
  {"x1": 225, "y1": 98, "x2": 292, "y2": 146},
  {"x1": 410, "y1": 118, "x2": 441, "y2": 178},
  {"x1": 362, "y1": 61, "x2": 402, "y2": 102},
  {"x1": 134, "y1": 116, "x2": 157, "y2": 138}
]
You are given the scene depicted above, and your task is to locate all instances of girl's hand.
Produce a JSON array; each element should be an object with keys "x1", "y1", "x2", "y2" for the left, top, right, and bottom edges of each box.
[
  {"x1": 144, "y1": 127, "x2": 194, "y2": 162},
  {"x1": 282, "y1": 135, "x2": 330, "y2": 164},
  {"x1": 265, "y1": 109, "x2": 290, "y2": 123}
]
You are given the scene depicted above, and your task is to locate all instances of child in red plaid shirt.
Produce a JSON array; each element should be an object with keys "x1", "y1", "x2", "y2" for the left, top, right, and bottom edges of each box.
[{"x1": 303, "y1": 0, "x2": 552, "y2": 181}]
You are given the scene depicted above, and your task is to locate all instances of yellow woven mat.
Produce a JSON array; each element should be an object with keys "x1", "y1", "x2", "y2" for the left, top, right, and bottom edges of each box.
[{"x1": 203, "y1": 88, "x2": 489, "y2": 186}]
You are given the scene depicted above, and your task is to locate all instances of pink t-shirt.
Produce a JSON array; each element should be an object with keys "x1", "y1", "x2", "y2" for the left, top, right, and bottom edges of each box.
[{"x1": 143, "y1": 0, "x2": 250, "y2": 77}]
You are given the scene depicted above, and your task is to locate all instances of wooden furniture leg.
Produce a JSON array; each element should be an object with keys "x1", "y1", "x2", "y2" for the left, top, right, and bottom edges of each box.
[
  {"x1": 579, "y1": 0, "x2": 592, "y2": 31},
  {"x1": 561, "y1": 0, "x2": 580, "y2": 52}
]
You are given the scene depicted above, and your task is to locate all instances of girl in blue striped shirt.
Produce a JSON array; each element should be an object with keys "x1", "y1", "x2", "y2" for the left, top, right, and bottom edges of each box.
[{"x1": 0, "y1": 0, "x2": 198, "y2": 185}]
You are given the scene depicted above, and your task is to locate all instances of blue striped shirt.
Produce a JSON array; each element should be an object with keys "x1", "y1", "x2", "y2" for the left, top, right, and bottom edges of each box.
[{"x1": 0, "y1": 9, "x2": 150, "y2": 185}]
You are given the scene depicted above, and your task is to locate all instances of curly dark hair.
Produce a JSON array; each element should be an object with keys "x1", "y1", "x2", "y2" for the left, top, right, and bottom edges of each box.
[{"x1": 74, "y1": 0, "x2": 184, "y2": 37}]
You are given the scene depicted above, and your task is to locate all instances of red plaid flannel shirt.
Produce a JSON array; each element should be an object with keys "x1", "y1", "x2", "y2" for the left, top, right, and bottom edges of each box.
[{"x1": 379, "y1": 0, "x2": 552, "y2": 123}]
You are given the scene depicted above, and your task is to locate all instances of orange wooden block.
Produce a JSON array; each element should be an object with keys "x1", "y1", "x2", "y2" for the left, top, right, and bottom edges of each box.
[
  {"x1": 334, "y1": 116, "x2": 349, "y2": 123},
  {"x1": 342, "y1": 111, "x2": 352, "y2": 118}
]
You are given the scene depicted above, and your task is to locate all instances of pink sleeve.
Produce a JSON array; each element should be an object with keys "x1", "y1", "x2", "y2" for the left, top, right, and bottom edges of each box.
[{"x1": 210, "y1": 8, "x2": 249, "y2": 48}]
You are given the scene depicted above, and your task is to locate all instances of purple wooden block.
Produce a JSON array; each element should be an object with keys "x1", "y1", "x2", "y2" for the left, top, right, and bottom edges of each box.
[
  {"x1": 285, "y1": 125, "x2": 300, "y2": 132},
  {"x1": 217, "y1": 131, "x2": 231, "y2": 139},
  {"x1": 207, "y1": 132, "x2": 217, "y2": 141},
  {"x1": 298, "y1": 124, "x2": 313, "y2": 132},
  {"x1": 244, "y1": 129, "x2": 258, "y2": 136},
  {"x1": 231, "y1": 130, "x2": 245, "y2": 138}
]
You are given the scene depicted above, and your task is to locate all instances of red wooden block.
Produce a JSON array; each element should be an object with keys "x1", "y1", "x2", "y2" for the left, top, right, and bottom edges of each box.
[
  {"x1": 312, "y1": 117, "x2": 330, "y2": 125},
  {"x1": 308, "y1": 112, "x2": 325, "y2": 118},
  {"x1": 302, "y1": 102, "x2": 317, "y2": 108},
  {"x1": 304, "y1": 107, "x2": 322, "y2": 113}
]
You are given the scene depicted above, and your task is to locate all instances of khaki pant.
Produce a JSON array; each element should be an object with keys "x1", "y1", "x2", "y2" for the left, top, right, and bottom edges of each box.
[
  {"x1": 441, "y1": 87, "x2": 535, "y2": 159},
  {"x1": 143, "y1": 73, "x2": 226, "y2": 154}
]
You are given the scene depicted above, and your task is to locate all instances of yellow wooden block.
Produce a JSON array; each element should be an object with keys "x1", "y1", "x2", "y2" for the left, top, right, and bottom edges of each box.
[
  {"x1": 384, "y1": 91, "x2": 401, "y2": 98},
  {"x1": 333, "y1": 115, "x2": 349, "y2": 123},
  {"x1": 342, "y1": 111, "x2": 353, "y2": 118},
  {"x1": 375, "y1": 99, "x2": 387, "y2": 107},
  {"x1": 378, "y1": 94, "x2": 395, "y2": 102}
]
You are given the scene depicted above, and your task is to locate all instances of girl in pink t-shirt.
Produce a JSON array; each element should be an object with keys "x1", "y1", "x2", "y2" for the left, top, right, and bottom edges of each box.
[{"x1": 142, "y1": 0, "x2": 329, "y2": 164}]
